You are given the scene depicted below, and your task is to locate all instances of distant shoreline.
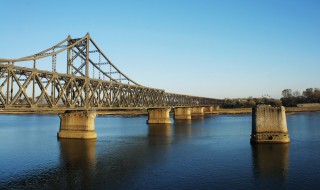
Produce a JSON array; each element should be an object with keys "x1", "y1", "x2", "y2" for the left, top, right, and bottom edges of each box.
[{"x1": 218, "y1": 107, "x2": 320, "y2": 115}]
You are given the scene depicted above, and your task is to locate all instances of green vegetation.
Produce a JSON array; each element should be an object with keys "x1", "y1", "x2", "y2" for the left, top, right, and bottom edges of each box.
[
  {"x1": 222, "y1": 97, "x2": 281, "y2": 108},
  {"x1": 222, "y1": 88, "x2": 320, "y2": 109},
  {"x1": 281, "y1": 88, "x2": 320, "y2": 107}
]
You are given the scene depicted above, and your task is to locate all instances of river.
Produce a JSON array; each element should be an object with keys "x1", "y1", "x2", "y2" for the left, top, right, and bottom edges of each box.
[{"x1": 1, "y1": 112, "x2": 320, "y2": 189}]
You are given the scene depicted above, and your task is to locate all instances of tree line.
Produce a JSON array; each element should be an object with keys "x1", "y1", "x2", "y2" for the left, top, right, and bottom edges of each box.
[
  {"x1": 221, "y1": 88, "x2": 320, "y2": 108},
  {"x1": 222, "y1": 97, "x2": 281, "y2": 108},
  {"x1": 280, "y1": 88, "x2": 320, "y2": 107}
]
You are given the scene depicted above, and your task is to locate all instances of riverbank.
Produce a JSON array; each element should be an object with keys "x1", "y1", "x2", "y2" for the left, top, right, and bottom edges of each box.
[
  {"x1": 218, "y1": 106, "x2": 320, "y2": 114},
  {"x1": 285, "y1": 106, "x2": 320, "y2": 113},
  {"x1": 217, "y1": 108, "x2": 252, "y2": 114}
]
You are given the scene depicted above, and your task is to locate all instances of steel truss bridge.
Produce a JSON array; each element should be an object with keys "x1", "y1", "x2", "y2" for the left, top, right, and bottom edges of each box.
[{"x1": 0, "y1": 34, "x2": 221, "y2": 112}]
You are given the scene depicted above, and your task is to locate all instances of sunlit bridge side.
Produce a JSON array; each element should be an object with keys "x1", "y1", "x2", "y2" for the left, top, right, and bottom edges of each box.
[{"x1": 0, "y1": 33, "x2": 222, "y2": 112}]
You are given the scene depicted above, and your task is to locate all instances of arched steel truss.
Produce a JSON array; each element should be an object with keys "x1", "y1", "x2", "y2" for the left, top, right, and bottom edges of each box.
[{"x1": 0, "y1": 34, "x2": 222, "y2": 111}]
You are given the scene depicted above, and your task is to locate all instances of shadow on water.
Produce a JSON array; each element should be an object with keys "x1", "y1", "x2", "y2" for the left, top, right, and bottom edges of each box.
[{"x1": 251, "y1": 143, "x2": 290, "y2": 186}]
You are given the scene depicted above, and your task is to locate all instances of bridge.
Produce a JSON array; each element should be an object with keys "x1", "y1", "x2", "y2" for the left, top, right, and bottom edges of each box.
[{"x1": 0, "y1": 33, "x2": 222, "y2": 139}]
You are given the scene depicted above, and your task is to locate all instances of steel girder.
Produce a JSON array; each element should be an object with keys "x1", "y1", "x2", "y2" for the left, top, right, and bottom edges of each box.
[
  {"x1": 165, "y1": 93, "x2": 222, "y2": 107},
  {"x1": 0, "y1": 64, "x2": 221, "y2": 111},
  {"x1": 0, "y1": 64, "x2": 166, "y2": 111},
  {"x1": 0, "y1": 34, "x2": 222, "y2": 112}
]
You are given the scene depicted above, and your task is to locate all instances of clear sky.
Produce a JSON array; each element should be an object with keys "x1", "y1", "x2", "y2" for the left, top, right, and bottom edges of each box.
[{"x1": 0, "y1": 0, "x2": 319, "y2": 99}]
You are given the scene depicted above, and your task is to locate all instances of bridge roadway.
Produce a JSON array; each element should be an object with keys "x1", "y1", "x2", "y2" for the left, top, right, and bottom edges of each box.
[{"x1": 0, "y1": 33, "x2": 222, "y2": 139}]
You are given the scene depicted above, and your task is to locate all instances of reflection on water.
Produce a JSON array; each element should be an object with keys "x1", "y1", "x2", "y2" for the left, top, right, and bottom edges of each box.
[
  {"x1": 3, "y1": 113, "x2": 320, "y2": 189},
  {"x1": 148, "y1": 124, "x2": 171, "y2": 137},
  {"x1": 59, "y1": 139, "x2": 96, "y2": 189},
  {"x1": 174, "y1": 119, "x2": 192, "y2": 125},
  {"x1": 252, "y1": 143, "x2": 289, "y2": 183},
  {"x1": 59, "y1": 139, "x2": 96, "y2": 167},
  {"x1": 173, "y1": 120, "x2": 192, "y2": 140},
  {"x1": 148, "y1": 124, "x2": 171, "y2": 145},
  {"x1": 191, "y1": 115, "x2": 205, "y2": 120}
]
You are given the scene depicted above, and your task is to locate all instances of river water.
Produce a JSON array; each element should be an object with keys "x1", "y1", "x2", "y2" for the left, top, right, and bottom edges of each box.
[{"x1": 0, "y1": 112, "x2": 320, "y2": 189}]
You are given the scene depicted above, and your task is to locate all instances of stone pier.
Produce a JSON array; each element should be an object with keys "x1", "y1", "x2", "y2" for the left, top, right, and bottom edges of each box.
[
  {"x1": 58, "y1": 111, "x2": 97, "y2": 139},
  {"x1": 251, "y1": 105, "x2": 290, "y2": 143},
  {"x1": 174, "y1": 107, "x2": 191, "y2": 120},
  {"x1": 147, "y1": 108, "x2": 171, "y2": 124},
  {"x1": 191, "y1": 107, "x2": 204, "y2": 116},
  {"x1": 212, "y1": 105, "x2": 220, "y2": 114},
  {"x1": 213, "y1": 105, "x2": 220, "y2": 111},
  {"x1": 203, "y1": 106, "x2": 213, "y2": 114}
]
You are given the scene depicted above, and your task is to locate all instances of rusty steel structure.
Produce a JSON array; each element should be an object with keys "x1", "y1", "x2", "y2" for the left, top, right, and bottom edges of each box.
[{"x1": 0, "y1": 34, "x2": 221, "y2": 112}]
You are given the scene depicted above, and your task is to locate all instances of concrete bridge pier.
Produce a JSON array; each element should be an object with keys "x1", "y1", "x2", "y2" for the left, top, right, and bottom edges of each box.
[
  {"x1": 174, "y1": 107, "x2": 191, "y2": 120},
  {"x1": 203, "y1": 106, "x2": 213, "y2": 114},
  {"x1": 191, "y1": 107, "x2": 204, "y2": 118},
  {"x1": 251, "y1": 105, "x2": 290, "y2": 143},
  {"x1": 58, "y1": 111, "x2": 97, "y2": 139},
  {"x1": 147, "y1": 108, "x2": 172, "y2": 124},
  {"x1": 213, "y1": 105, "x2": 220, "y2": 113}
]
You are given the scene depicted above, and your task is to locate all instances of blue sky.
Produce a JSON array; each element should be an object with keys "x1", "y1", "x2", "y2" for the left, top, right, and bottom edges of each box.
[{"x1": 0, "y1": 0, "x2": 319, "y2": 99}]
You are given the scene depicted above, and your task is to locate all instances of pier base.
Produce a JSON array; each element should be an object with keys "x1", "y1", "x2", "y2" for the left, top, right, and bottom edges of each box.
[
  {"x1": 191, "y1": 107, "x2": 204, "y2": 116},
  {"x1": 213, "y1": 105, "x2": 220, "y2": 113},
  {"x1": 147, "y1": 108, "x2": 171, "y2": 124},
  {"x1": 174, "y1": 107, "x2": 191, "y2": 120},
  {"x1": 203, "y1": 106, "x2": 213, "y2": 114},
  {"x1": 251, "y1": 105, "x2": 289, "y2": 143},
  {"x1": 58, "y1": 111, "x2": 97, "y2": 139}
]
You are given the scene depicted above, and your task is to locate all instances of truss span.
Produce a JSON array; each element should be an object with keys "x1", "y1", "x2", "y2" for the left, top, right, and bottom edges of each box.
[
  {"x1": 0, "y1": 34, "x2": 222, "y2": 111},
  {"x1": 0, "y1": 33, "x2": 140, "y2": 85}
]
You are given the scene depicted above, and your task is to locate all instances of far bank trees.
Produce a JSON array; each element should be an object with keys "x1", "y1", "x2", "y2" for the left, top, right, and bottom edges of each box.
[
  {"x1": 222, "y1": 97, "x2": 281, "y2": 108},
  {"x1": 221, "y1": 88, "x2": 320, "y2": 108},
  {"x1": 281, "y1": 88, "x2": 320, "y2": 107}
]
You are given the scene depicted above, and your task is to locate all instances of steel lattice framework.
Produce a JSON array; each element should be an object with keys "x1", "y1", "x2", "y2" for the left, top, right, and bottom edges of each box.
[{"x1": 0, "y1": 34, "x2": 221, "y2": 111}]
